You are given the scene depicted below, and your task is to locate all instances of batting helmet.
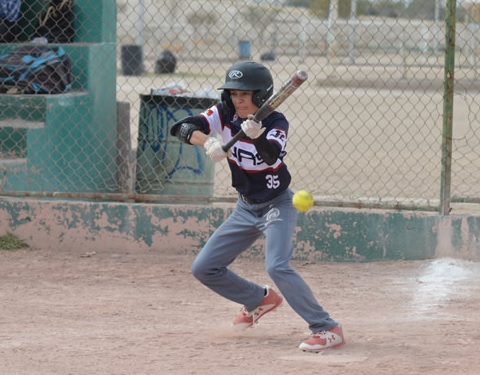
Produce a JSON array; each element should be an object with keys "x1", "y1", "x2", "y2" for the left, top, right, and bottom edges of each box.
[{"x1": 219, "y1": 61, "x2": 274, "y2": 107}]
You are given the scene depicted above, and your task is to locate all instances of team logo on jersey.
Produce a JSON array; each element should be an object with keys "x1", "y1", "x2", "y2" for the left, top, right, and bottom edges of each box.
[{"x1": 228, "y1": 70, "x2": 243, "y2": 80}]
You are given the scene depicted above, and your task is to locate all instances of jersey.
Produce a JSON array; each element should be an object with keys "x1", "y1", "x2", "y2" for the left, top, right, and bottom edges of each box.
[{"x1": 197, "y1": 103, "x2": 292, "y2": 202}]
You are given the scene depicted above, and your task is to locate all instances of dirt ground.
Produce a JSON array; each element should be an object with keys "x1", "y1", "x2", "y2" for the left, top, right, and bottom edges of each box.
[{"x1": 1, "y1": 247, "x2": 480, "y2": 375}]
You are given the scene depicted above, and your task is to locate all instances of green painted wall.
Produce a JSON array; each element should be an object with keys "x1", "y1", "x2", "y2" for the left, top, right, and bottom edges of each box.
[
  {"x1": 1, "y1": 198, "x2": 479, "y2": 262},
  {"x1": 0, "y1": 0, "x2": 117, "y2": 193}
]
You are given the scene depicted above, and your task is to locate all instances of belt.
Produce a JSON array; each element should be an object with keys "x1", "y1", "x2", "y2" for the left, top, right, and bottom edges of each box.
[
  {"x1": 240, "y1": 194, "x2": 273, "y2": 204},
  {"x1": 240, "y1": 194, "x2": 266, "y2": 204}
]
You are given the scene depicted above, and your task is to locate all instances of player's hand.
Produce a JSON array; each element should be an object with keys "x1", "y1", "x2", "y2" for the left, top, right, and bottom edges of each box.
[
  {"x1": 204, "y1": 137, "x2": 228, "y2": 162},
  {"x1": 241, "y1": 115, "x2": 265, "y2": 139}
]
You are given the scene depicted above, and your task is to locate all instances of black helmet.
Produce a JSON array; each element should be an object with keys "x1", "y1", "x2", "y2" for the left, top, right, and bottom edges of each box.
[{"x1": 219, "y1": 61, "x2": 274, "y2": 107}]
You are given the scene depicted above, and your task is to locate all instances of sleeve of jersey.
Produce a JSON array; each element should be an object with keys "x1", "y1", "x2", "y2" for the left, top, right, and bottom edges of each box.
[
  {"x1": 265, "y1": 127, "x2": 287, "y2": 151},
  {"x1": 265, "y1": 114, "x2": 288, "y2": 154},
  {"x1": 253, "y1": 114, "x2": 288, "y2": 166},
  {"x1": 200, "y1": 104, "x2": 224, "y2": 136},
  {"x1": 252, "y1": 136, "x2": 280, "y2": 166},
  {"x1": 169, "y1": 104, "x2": 223, "y2": 137}
]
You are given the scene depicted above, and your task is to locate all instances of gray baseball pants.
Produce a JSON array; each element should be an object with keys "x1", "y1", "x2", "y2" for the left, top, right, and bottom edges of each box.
[{"x1": 191, "y1": 189, "x2": 338, "y2": 333}]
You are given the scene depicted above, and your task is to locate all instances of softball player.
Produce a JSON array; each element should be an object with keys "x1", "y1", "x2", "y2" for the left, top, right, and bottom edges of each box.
[{"x1": 170, "y1": 61, "x2": 345, "y2": 352}]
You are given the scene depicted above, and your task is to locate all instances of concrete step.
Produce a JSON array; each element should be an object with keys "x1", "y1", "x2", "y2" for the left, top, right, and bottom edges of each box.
[
  {"x1": 0, "y1": 118, "x2": 44, "y2": 128},
  {"x1": 0, "y1": 94, "x2": 48, "y2": 123}
]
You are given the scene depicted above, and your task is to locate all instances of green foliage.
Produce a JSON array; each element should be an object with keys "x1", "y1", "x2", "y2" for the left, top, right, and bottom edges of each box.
[
  {"x1": 186, "y1": 10, "x2": 217, "y2": 26},
  {"x1": 286, "y1": 0, "x2": 312, "y2": 7},
  {"x1": 302, "y1": 0, "x2": 374, "y2": 19},
  {"x1": 405, "y1": 0, "x2": 435, "y2": 20},
  {"x1": 296, "y1": 0, "x2": 452, "y2": 21},
  {"x1": 243, "y1": 4, "x2": 280, "y2": 26},
  {"x1": 308, "y1": 0, "x2": 350, "y2": 19},
  {"x1": 0, "y1": 233, "x2": 29, "y2": 251},
  {"x1": 370, "y1": 0, "x2": 406, "y2": 17}
]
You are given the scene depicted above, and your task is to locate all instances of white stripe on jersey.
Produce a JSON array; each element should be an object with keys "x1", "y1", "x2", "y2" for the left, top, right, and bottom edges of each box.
[
  {"x1": 200, "y1": 105, "x2": 223, "y2": 135},
  {"x1": 201, "y1": 105, "x2": 287, "y2": 172}
]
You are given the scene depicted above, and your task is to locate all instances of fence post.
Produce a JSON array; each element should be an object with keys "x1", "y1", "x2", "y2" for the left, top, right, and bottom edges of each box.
[{"x1": 440, "y1": 0, "x2": 457, "y2": 215}]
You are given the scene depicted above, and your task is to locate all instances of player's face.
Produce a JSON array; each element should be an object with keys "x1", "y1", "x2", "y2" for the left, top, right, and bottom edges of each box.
[{"x1": 230, "y1": 90, "x2": 258, "y2": 119}]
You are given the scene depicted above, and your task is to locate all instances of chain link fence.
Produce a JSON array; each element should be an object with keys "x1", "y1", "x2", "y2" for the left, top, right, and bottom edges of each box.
[{"x1": 1, "y1": 0, "x2": 479, "y2": 213}]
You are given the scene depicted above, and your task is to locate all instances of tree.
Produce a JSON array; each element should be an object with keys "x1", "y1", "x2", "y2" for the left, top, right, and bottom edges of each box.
[
  {"x1": 405, "y1": 0, "x2": 436, "y2": 20},
  {"x1": 303, "y1": 0, "x2": 375, "y2": 19},
  {"x1": 469, "y1": 3, "x2": 480, "y2": 23},
  {"x1": 369, "y1": 0, "x2": 405, "y2": 18},
  {"x1": 307, "y1": 0, "x2": 351, "y2": 19},
  {"x1": 286, "y1": 0, "x2": 313, "y2": 7}
]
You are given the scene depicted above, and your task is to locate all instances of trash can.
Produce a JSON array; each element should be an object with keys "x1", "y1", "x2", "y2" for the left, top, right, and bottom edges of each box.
[
  {"x1": 155, "y1": 50, "x2": 177, "y2": 74},
  {"x1": 121, "y1": 44, "x2": 144, "y2": 76},
  {"x1": 239, "y1": 40, "x2": 251, "y2": 60},
  {"x1": 261, "y1": 50, "x2": 276, "y2": 61},
  {"x1": 135, "y1": 94, "x2": 219, "y2": 198}
]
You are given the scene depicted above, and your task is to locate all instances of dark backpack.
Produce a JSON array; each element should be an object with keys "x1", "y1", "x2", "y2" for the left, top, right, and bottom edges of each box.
[
  {"x1": 35, "y1": 0, "x2": 74, "y2": 44},
  {"x1": 0, "y1": 0, "x2": 22, "y2": 43},
  {"x1": 0, "y1": 0, "x2": 21, "y2": 22},
  {"x1": 0, "y1": 45, "x2": 72, "y2": 94}
]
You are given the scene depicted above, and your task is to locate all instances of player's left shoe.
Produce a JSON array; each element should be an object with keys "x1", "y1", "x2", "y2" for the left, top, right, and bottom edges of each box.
[
  {"x1": 232, "y1": 286, "x2": 283, "y2": 328},
  {"x1": 298, "y1": 324, "x2": 345, "y2": 352}
]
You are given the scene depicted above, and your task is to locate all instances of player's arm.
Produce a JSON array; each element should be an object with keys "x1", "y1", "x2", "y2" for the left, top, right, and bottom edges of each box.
[
  {"x1": 171, "y1": 120, "x2": 228, "y2": 163},
  {"x1": 241, "y1": 116, "x2": 282, "y2": 166},
  {"x1": 253, "y1": 136, "x2": 281, "y2": 166},
  {"x1": 189, "y1": 129, "x2": 210, "y2": 147},
  {"x1": 170, "y1": 117, "x2": 207, "y2": 145}
]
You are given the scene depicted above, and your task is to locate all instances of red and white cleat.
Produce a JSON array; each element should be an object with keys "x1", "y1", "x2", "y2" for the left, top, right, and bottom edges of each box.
[
  {"x1": 232, "y1": 286, "x2": 283, "y2": 328},
  {"x1": 299, "y1": 325, "x2": 346, "y2": 352}
]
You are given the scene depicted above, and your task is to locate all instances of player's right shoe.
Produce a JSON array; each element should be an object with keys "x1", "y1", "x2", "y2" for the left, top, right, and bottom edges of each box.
[
  {"x1": 232, "y1": 286, "x2": 283, "y2": 328},
  {"x1": 298, "y1": 324, "x2": 346, "y2": 352}
]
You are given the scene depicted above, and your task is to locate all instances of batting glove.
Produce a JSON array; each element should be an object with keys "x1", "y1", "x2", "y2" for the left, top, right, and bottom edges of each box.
[
  {"x1": 241, "y1": 115, "x2": 265, "y2": 139},
  {"x1": 204, "y1": 137, "x2": 228, "y2": 162}
]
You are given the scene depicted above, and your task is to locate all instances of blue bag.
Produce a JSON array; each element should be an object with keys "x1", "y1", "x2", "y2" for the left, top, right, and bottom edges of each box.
[{"x1": 0, "y1": 45, "x2": 72, "y2": 94}]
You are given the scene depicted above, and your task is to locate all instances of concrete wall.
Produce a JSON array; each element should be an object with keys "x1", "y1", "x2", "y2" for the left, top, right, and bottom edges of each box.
[{"x1": 1, "y1": 197, "x2": 479, "y2": 262}]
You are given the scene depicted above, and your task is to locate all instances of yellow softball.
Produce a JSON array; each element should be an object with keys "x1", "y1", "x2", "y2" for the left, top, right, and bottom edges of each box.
[{"x1": 292, "y1": 190, "x2": 314, "y2": 212}]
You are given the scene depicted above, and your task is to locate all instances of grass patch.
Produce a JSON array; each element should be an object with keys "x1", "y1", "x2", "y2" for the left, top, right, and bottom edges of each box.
[{"x1": 0, "y1": 233, "x2": 29, "y2": 251}]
